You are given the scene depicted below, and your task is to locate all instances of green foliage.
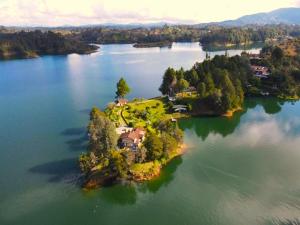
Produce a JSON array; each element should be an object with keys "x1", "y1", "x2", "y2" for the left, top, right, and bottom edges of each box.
[
  {"x1": 197, "y1": 82, "x2": 206, "y2": 98},
  {"x1": 176, "y1": 78, "x2": 189, "y2": 92},
  {"x1": 0, "y1": 31, "x2": 97, "y2": 59},
  {"x1": 88, "y1": 108, "x2": 118, "y2": 157},
  {"x1": 79, "y1": 153, "x2": 92, "y2": 173},
  {"x1": 144, "y1": 133, "x2": 164, "y2": 161},
  {"x1": 186, "y1": 69, "x2": 199, "y2": 86},
  {"x1": 159, "y1": 67, "x2": 176, "y2": 95},
  {"x1": 271, "y1": 46, "x2": 284, "y2": 61},
  {"x1": 116, "y1": 77, "x2": 130, "y2": 98},
  {"x1": 161, "y1": 132, "x2": 178, "y2": 158}
]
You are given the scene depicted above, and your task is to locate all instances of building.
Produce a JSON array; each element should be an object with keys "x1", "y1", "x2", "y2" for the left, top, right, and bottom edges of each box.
[
  {"x1": 173, "y1": 105, "x2": 188, "y2": 113},
  {"x1": 251, "y1": 65, "x2": 270, "y2": 79},
  {"x1": 115, "y1": 98, "x2": 128, "y2": 107},
  {"x1": 119, "y1": 127, "x2": 146, "y2": 150},
  {"x1": 116, "y1": 126, "x2": 133, "y2": 135},
  {"x1": 248, "y1": 53, "x2": 261, "y2": 59}
]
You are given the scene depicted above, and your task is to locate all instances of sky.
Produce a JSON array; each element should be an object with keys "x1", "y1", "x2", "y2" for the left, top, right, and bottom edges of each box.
[{"x1": 0, "y1": 0, "x2": 299, "y2": 26}]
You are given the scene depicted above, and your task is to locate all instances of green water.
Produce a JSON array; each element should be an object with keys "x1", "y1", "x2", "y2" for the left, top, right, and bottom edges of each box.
[{"x1": 1, "y1": 43, "x2": 300, "y2": 225}]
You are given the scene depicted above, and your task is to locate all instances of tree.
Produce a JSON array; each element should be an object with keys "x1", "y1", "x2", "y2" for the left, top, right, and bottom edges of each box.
[
  {"x1": 88, "y1": 110, "x2": 118, "y2": 157},
  {"x1": 161, "y1": 132, "x2": 178, "y2": 158},
  {"x1": 186, "y1": 69, "x2": 199, "y2": 86},
  {"x1": 159, "y1": 67, "x2": 177, "y2": 95},
  {"x1": 271, "y1": 47, "x2": 284, "y2": 62},
  {"x1": 204, "y1": 73, "x2": 215, "y2": 95},
  {"x1": 144, "y1": 133, "x2": 164, "y2": 161},
  {"x1": 176, "y1": 78, "x2": 189, "y2": 93},
  {"x1": 197, "y1": 82, "x2": 206, "y2": 98},
  {"x1": 116, "y1": 77, "x2": 130, "y2": 98}
]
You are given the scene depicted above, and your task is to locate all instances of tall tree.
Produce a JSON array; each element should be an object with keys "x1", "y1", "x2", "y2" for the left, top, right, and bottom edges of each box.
[
  {"x1": 116, "y1": 77, "x2": 130, "y2": 99},
  {"x1": 88, "y1": 110, "x2": 118, "y2": 157},
  {"x1": 144, "y1": 133, "x2": 164, "y2": 161},
  {"x1": 197, "y1": 82, "x2": 206, "y2": 98},
  {"x1": 159, "y1": 67, "x2": 177, "y2": 95},
  {"x1": 176, "y1": 78, "x2": 189, "y2": 93}
]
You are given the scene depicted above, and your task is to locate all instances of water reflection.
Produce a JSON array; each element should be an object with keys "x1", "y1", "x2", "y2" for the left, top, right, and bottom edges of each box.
[
  {"x1": 180, "y1": 98, "x2": 288, "y2": 140},
  {"x1": 97, "y1": 157, "x2": 183, "y2": 205}
]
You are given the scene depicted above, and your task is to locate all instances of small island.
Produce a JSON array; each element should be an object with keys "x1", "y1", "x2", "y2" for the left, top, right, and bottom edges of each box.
[
  {"x1": 79, "y1": 39, "x2": 300, "y2": 189},
  {"x1": 133, "y1": 41, "x2": 172, "y2": 48},
  {"x1": 79, "y1": 78, "x2": 184, "y2": 189}
]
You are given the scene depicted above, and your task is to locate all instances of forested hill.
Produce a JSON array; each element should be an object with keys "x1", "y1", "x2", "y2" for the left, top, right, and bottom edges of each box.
[{"x1": 0, "y1": 31, "x2": 98, "y2": 60}]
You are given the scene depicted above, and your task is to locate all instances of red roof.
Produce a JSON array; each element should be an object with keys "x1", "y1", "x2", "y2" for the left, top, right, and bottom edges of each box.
[
  {"x1": 120, "y1": 128, "x2": 146, "y2": 143},
  {"x1": 116, "y1": 98, "x2": 128, "y2": 105}
]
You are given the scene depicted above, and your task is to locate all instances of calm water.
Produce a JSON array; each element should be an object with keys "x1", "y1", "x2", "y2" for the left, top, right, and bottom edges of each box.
[{"x1": 1, "y1": 43, "x2": 300, "y2": 225}]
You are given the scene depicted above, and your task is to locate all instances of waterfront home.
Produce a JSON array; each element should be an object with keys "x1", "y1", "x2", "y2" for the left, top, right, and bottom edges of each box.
[
  {"x1": 116, "y1": 126, "x2": 133, "y2": 135},
  {"x1": 116, "y1": 98, "x2": 128, "y2": 107},
  {"x1": 251, "y1": 65, "x2": 270, "y2": 78},
  {"x1": 119, "y1": 127, "x2": 146, "y2": 150}
]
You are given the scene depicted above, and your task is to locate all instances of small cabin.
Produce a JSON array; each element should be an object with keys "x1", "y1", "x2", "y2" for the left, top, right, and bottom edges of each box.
[
  {"x1": 251, "y1": 65, "x2": 270, "y2": 79},
  {"x1": 116, "y1": 98, "x2": 128, "y2": 107}
]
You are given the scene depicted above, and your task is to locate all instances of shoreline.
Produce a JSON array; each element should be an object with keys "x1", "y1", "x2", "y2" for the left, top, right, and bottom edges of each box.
[{"x1": 129, "y1": 144, "x2": 187, "y2": 182}]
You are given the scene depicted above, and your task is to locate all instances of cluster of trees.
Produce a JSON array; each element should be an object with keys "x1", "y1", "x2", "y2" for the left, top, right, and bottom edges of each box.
[
  {"x1": 199, "y1": 26, "x2": 289, "y2": 46},
  {"x1": 145, "y1": 120, "x2": 183, "y2": 161},
  {"x1": 72, "y1": 24, "x2": 300, "y2": 47},
  {"x1": 74, "y1": 25, "x2": 203, "y2": 44},
  {"x1": 160, "y1": 55, "x2": 249, "y2": 113},
  {"x1": 160, "y1": 39, "x2": 300, "y2": 114},
  {"x1": 0, "y1": 30, "x2": 98, "y2": 59}
]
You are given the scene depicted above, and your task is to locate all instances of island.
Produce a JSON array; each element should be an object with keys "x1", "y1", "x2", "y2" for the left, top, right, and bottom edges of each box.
[
  {"x1": 79, "y1": 78, "x2": 185, "y2": 189},
  {"x1": 79, "y1": 38, "x2": 300, "y2": 189},
  {"x1": 0, "y1": 30, "x2": 98, "y2": 60},
  {"x1": 133, "y1": 41, "x2": 172, "y2": 48}
]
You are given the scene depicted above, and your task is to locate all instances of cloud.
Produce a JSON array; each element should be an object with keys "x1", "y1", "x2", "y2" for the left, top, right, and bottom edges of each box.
[{"x1": 0, "y1": 0, "x2": 298, "y2": 26}]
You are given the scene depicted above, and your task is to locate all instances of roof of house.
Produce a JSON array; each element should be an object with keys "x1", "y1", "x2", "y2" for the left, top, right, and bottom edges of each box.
[
  {"x1": 120, "y1": 127, "x2": 146, "y2": 142},
  {"x1": 116, "y1": 98, "x2": 128, "y2": 104},
  {"x1": 251, "y1": 65, "x2": 270, "y2": 75}
]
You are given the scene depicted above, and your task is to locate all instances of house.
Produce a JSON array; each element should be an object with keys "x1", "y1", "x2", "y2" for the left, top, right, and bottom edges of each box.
[
  {"x1": 115, "y1": 98, "x2": 128, "y2": 107},
  {"x1": 116, "y1": 126, "x2": 133, "y2": 135},
  {"x1": 248, "y1": 53, "x2": 261, "y2": 59},
  {"x1": 251, "y1": 65, "x2": 270, "y2": 79},
  {"x1": 185, "y1": 86, "x2": 197, "y2": 92},
  {"x1": 168, "y1": 96, "x2": 176, "y2": 102},
  {"x1": 119, "y1": 127, "x2": 146, "y2": 150}
]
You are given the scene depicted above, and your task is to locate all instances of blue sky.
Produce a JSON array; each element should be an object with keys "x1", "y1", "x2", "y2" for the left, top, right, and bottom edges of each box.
[{"x1": 0, "y1": 0, "x2": 299, "y2": 26}]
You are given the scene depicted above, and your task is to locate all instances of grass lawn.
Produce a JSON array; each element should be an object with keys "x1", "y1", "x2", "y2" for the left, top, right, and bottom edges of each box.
[
  {"x1": 122, "y1": 98, "x2": 168, "y2": 130},
  {"x1": 106, "y1": 97, "x2": 188, "y2": 130}
]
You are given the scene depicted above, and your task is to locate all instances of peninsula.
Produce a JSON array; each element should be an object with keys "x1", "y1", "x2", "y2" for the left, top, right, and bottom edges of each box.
[
  {"x1": 0, "y1": 31, "x2": 98, "y2": 60},
  {"x1": 79, "y1": 39, "x2": 300, "y2": 189}
]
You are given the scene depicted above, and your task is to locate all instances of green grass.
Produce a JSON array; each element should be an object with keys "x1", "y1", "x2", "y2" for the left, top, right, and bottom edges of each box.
[
  {"x1": 122, "y1": 99, "x2": 167, "y2": 129},
  {"x1": 106, "y1": 97, "x2": 188, "y2": 130}
]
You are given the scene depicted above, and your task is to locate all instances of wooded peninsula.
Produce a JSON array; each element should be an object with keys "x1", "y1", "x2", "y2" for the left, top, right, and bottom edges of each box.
[{"x1": 79, "y1": 39, "x2": 300, "y2": 189}]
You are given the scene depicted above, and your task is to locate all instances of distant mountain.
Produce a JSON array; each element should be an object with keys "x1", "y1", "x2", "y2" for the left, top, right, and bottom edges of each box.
[
  {"x1": 1, "y1": 7, "x2": 300, "y2": 30},
  {"x1": 213, "y1": 8, "x2": 300, "y2": 27}
]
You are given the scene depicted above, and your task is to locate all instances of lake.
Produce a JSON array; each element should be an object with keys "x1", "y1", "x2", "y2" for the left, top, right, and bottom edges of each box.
[{"x1": 1, "y1": 43, "x2": 300, "y2": 225}]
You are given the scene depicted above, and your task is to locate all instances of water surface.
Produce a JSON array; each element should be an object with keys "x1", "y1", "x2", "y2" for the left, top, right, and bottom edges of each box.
[{"x1": 2, "y1": 43, "x2": 299, "y2": 225}]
